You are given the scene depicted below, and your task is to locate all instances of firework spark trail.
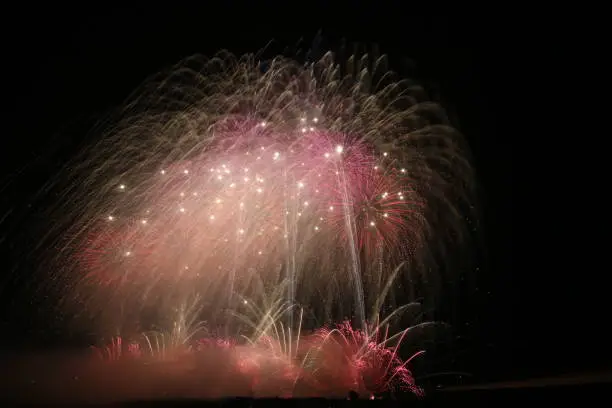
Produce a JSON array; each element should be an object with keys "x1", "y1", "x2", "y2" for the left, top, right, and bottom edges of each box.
[
  {"x1": 338, "y1": 162, "x2": 366, "y2": 330},
  {"x1": 39, "y1": 49, "x2": 473, "y2": 341}
]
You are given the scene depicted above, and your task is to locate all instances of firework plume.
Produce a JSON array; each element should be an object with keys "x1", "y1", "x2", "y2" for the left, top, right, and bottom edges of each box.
[
  {"x1": 28, "y1": 46, "x2": 475, "y2": 399},
  {"x1": 40, "y1": 48, "x2": 473, "y2": 333}
]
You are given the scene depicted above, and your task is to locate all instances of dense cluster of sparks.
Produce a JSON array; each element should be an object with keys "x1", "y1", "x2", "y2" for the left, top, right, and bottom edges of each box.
[
  {"x1": 40, "y1": 48, "x2": 473, "y2": 398},
  {"x1": 80, "y1": 122, "x2": 419, "y2": 284}
]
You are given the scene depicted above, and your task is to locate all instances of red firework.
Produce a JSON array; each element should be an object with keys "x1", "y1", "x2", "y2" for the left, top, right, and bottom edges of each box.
[
  {"x1": 321, "y1": 161, "x2": 425, "y2": 258},
  {"x1": 90, "y1": 319, "x2": 425, "y2": 399}
]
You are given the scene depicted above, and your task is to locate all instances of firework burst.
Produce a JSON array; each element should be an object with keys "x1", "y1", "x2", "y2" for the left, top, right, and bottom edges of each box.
[
  {"x1": 41, "y1": 49, "x2": 472, "y2": 329},
  {"x1": 32, "y1": 45, "x2": 475, "y2": 398}
]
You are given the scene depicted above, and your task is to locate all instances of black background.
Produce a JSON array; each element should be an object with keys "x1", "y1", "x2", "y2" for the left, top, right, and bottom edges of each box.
[{"x1": 1, "y1": 5, "x2": 600, "y2": 386}]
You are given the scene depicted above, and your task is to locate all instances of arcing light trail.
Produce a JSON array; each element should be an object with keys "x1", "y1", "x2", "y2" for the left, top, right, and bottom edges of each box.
[{"x1": 37, "y1": 48, "x2": 474, "y2": 398}]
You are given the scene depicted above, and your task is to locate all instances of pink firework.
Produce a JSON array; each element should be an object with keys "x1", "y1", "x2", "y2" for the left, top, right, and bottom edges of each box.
[
  {"x1": 73, "y1": 123, "x2": 422, "y2": 301},
  {"x1": 313, "y1": 321, "x2": 425, "y2": 396},
  {"x1": 89, "y1": 318, "x2": 425, "y2": 399},
  {"x1": 39, "y1": 50, "x2": 474, "y2": 393}
]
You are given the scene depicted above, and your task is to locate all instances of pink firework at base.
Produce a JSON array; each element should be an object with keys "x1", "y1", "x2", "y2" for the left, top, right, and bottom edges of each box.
[{"x1": 88, "y1": 320, "x2": 425, "y2": 399}]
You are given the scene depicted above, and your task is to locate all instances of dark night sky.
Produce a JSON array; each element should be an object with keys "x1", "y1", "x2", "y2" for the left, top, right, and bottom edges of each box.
[{"x1": 2, "y1": 6, "x2": 602, "y2": 386}]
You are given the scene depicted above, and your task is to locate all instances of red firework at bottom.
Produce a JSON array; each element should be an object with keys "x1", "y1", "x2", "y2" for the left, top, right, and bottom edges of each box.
[{"x1": 91, "y1": 320, "x2": 425, "y2": 399}]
